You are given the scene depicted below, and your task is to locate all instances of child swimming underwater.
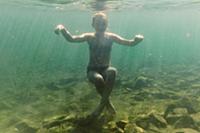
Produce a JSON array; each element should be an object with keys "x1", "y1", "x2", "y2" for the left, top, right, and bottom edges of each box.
[{"x1": 54, "y1": 12, "x2": 144, "y2": 120}]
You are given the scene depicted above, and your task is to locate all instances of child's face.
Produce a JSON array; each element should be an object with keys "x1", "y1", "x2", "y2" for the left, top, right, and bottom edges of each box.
[{"x1": 92, "y1": 17, "x2": 108, "y2": 32}]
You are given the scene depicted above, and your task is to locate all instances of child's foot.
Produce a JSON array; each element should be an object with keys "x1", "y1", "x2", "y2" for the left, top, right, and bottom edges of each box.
[{"x1": 107, "y1": 102, "x2": 116, "y2": 115}]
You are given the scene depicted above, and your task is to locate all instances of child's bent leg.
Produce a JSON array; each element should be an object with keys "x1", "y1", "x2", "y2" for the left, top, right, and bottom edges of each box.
[
  {"x1": 104, "y1": 67, "x2": 117, "y2": 88},
  {"x1": 87, "y1": 71, "x2": 113, "y2": 117},
  {"x1": 87, "y1": 71, "x2": 105, "y2": 94},
  {"x1": 102, "y1": 67, "x2": 117, "y2": 114}
]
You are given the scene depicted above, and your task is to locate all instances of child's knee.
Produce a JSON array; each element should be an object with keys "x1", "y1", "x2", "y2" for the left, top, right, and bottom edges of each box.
[
  {"x1": 107, "y1": 67, "x2": 117, "y2": 78},
  {"x1": 95, "y1": 74, "x2": 104, "y2": 84},
  {"x1": 87, "y1": 71, "x2": 104, "y2": 84}
]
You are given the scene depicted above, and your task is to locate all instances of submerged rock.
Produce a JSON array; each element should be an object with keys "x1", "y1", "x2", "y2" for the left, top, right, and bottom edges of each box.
[
  {"x1": 148, "y1": 112, "x2": 167, "y2": 128},
  {"x1": 116, "y1": 120, "x2": 128, "y2": 130},
  {"x1": 165, "y1": 113, "x2": 200, "y2": 131},
  {"x1": 132, "y1": 90, "x2": 180, "y2": 101},
  {"x1": 134, "y1": 76, "x2": 152, "y2": 89},
  {"x1": 173, "y1": 128, "x2": 200, "y2": 133},
  {"x1": 173, "y1": 115, "x2": 199, "y2": 131},
  {"x1": 163, "y1": 97, "x2": 200, "y2": 131},
  {"x1": 164, "y1": 97, "x2": 197, "y2": 118},
  {"x1": 42, "y1": 114, "x2": 75, "y2": 129},
  {"x1": 135, "y1": 115, "x2": 149, "y2": 130},
  {"x1": 166, "y1": 113, "x2": 186, "y2": 125},
  {"x1": 132, "y1": 91, "x2": 150, "y2": 101},
  {"x1": 135, "y1": 112, "x2": 167, "y2": 130},
  {"x1": 107, "y1": 120, "x2": 144, "y2": 133},
  {"x1": 15, "y1": 122, "x2": 37, "y2": 133},
  {"x1": 107, "y1": 121, "x2": 116, "y2": 130},
  {"x1": 124, "y1": 124, "x2": 144, "y2": 133},
  {"x1": 115, "y1": 127, "x2": 124, "y2": 133},
  {"x1": 191, "y1": 84, "x2": 200, "y2": 89}
]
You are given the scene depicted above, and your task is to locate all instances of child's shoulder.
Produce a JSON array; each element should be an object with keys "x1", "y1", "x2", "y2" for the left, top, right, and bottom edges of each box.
[
  {"x1": 83, "y1": 32, "x2": 95, "y2": 39},
  {"x1": 105, "y1": 32, "x2": 118, "y2": 40},
  {"x1": 84, "y1": 32, "x2": 94, "y2": 36},
  {"x1": 106, "y1": 32, "x2": 117, "y2": 37}
]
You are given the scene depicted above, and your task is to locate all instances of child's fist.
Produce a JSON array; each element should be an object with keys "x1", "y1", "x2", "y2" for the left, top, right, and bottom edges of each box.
[
  {"x1": 134, "y1": 35, "x2": 144, "y2": 43},
  {"x1": 54, "y1": 24, "x2": 65, "y2": 35},
  {"x1": 134, "y1": 34, "x2": 144, "y2": 43}
]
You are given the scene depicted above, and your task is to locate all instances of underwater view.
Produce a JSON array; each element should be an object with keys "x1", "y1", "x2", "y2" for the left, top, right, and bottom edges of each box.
[{"x1": 1, "y1": 0, "x2": 200, "y2": 133}]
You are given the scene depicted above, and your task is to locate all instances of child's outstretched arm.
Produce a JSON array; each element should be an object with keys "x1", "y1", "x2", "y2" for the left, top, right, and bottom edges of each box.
[
  {"x1": 110, "y1": 33, "x2": 144, "y2": 46},
  {"x1": 54, "y1": 24, "x2": 91, "y2": 43}
]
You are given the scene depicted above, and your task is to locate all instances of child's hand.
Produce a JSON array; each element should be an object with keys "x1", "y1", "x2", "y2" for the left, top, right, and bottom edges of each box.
[
  {"x1": 54, "y1": 24, "x2": 65, "y2": 35},
  {"x1": 134, "y1": 34, "x2": 144, "y2": 43}
]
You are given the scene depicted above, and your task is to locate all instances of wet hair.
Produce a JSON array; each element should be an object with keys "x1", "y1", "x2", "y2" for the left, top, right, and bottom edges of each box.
[{"x1": 92, "y1": 12, "x2": 108, "y2": 25}]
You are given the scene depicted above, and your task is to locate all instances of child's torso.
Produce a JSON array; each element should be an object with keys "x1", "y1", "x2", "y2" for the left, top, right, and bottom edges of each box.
[{"x1": 87, "y1": 32, "x2": 113, "y2": 68}]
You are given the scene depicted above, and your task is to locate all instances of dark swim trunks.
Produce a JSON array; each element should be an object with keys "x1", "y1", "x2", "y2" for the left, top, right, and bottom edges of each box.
[{"x1": 87, "y1": 66, "x2": 109, "y2": 74}]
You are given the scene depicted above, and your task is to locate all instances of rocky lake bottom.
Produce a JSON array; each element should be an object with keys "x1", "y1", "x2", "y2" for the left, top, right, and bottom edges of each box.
[{"x1": 0, "y1": 64, "x2": 200, "y2": 133}]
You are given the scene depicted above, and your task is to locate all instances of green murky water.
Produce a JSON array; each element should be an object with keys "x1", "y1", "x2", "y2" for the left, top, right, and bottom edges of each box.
[
  {"x1": 0, "y1": 0, "x2": 200, "y2": 132},
  {"x1": 1, "y1": 0, "x2": 199, "y2": 88}
]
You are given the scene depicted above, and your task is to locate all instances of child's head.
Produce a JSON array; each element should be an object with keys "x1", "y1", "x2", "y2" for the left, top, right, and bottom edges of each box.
[{"x1": 92, "y1": 12, "x2": 108, "y2": 32}]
